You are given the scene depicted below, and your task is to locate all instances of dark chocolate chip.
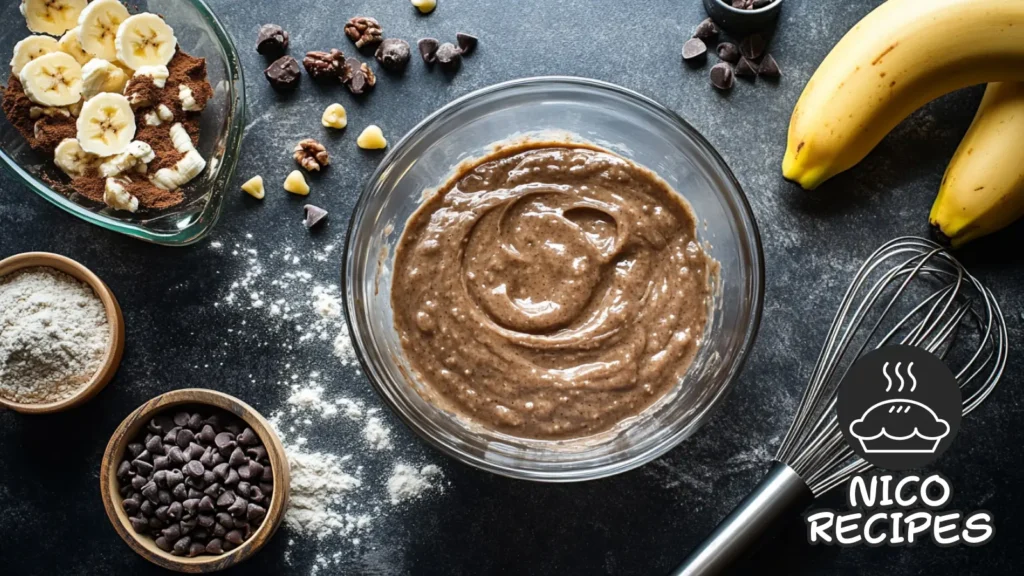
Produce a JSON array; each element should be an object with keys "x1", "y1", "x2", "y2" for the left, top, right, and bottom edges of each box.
[
  {"x1": 155, "y1": 415, "x2": 175, "y2": 433},
  {"x1": 153, "y1": 470, "x2": 168, "y2": 487},
  {"x1": 229, "y1": 447, "x2": 248, "y2": 468},
  {"x1": 162, "y1": 523, "x2": 182, "y2": 541},
  {"x1": 148, "y1": 516, "x2": 164, "y2": 530},
  {"x1": 180, "y1": 517, "x2": 197, "y2": 534},
  {"x1": 167, "y1": 501, "x2": 183, "y2": 521},
  {"x1": 198, "y1": 514, "x2": 215, "y2": 528},
  {"x1": 216, "y1": 512, "x2": 233, "y2": 526},
  {"x1": 199, "y1": 495, "x2": 216, "y2": 513},
  {"x1": 456, "y1": 32, "x2": 478, "y2": 55},
  {"x1": 213, "y1": 523, "x2": 227, "y2": 538},
  {"x1": 172, "y1": 483, "x2": 188, "y2": 501},
  {"x1": 129, "y1": 516, "x2": 148, "y2": 533},
  {"x1": 197, "y1": 425, "x2": 216, "y2": 445},
  {"x1": 758, "y1": 53, "x2": 781, "y2": 78},
  {"x1": 217, "y1": 491, "x2": 236, "y2": 508},
  {"x1": 717, "y1": 42, "x2": 740, "y2": 63},
  {"x1": 236, "y1": 428, "x2": 259, "y2": 447},
  {"x1": 214, "y1": 432, "x2": 235, "y2": 452},
  {"x1": 225, "y1": 530, "x2": 244, "y2": 545},
  {"x1": 246, "y1": 446, "x2": 267, "y2": 462},
  {"x1": 135, "y1": 450, "x2": 151, "y2": 463},
  {"x1": 740, "y1": 34, "x2": 766, "y2": 60},
  {"x1": 153, "y1": 455, "x2": 170, "y2": 471},
  {"x1": 375, "y1": 38, "x2": 411, "y2": 72},
  {"x1": 173, "y1": 536, "x2": 191, "y2": 556},
  {"x1": 265, "y1": 56, "x2": 302, "y2": 91},
  {"x1": 203, "y1": 482, "x2": 221, "y2": 497},
  {"x1": 163, "y1": 428, "x2": 178, "y2": 445},
  {"x1": 187, "y1": 488, "x2": 203, "y2": 500},
  {"x1": 260, "y1": 482, "x2": 273, "y2": 495},
  {"x1": 257, "y1": 24, "x2": 289, "y2": 57},
  {"x1": 117, "y1": 460, "x2": 132, "y2": 480},
  {"x1": 247, "y1": 461, "x2": 265, "y2": 482},
  {"x1": 237, "y1": 482, "x2": 251, "y2": 496},
  {"x1": 185, "y1": 461, "x2": 205, "y2": 478},
  {"x1": 155, "y1": 505, "x2": 169, "y2": 522},
  {"x1": 261, "y1": 466, "x2": 273, "y2": 482},
  {"x1": 131, "y1": 475, "x2": 147, "y2": 490},
  {"x1": 173, "y1": 412, "x2": 190, "y2": 427},
  {"x1": 155, "y1": 535, "x2": 172, "y2": 551},
  {"x1": 213, "y1": 462, "x2": 231, "y2": 480},
  {"x1": 248, "y1": 486, "x2": 264, "y2": 503},
  {"x1": 158, "y1": 490, "x2": 172, "y2": 505},
  {"x1": 175, "y1": 429, "x2": 194, "y2": 449},
  {"x1": 735, "y1": 57, "x2": 757, "y2": 78},
  {"x1": 187, "y1": 413, "x2": 203, "y2": 431},
  {"x1": 682, "y1": 38, "x2": 707, "y2": 64},
  {"x1": 341, "y1": 57, "x2": 376, "y2": 95},
  {"x1": 228, "y1": 496, "x2": 248, "y2": 518},
  {"x1": 126, "y1": 443, "x2": 144, "y2": 460},
  {"x1": 123, "y1": 497, "x2": 140, "y2": 514},
  {"x1": 166, "y1": 469, "x2": 184, "y2": 489},
  {"x1": 203, "y1": 469, "x2": 217, "y2": 485},
  {"x1": 140, "y1": 500, "x2": 154, "y2": 516},
  {"x1": 225, "y1": 468, "x2": 240, "y2": 486},
  {"x1": 710, "y1": 63, "x2": 734, "y2": 90},
  {"x1": 206, "y1": 539, "x2": 224, "y2": 554},
  {"x1": 693, "y1": 18, "x2": 718, "y2": 42},
  {"x1": 435, "y1": 43, "x2": 461, "y2": 72},
  {"x1": 418, "y1": 38, "x2": 439, "y2": 64},
  {"x1": 188, "y1": 542, "x2": 206, "y2": 558},
  {"x1": 224, "y1": 422, "x2": 242, "y2": 436},
  {"x1": 142, "y1": 481, "x2": 159, "y2": 503},
  {"x1": 247, "y1": 504, "x2": 267, "y2": 522},
  {"x1": 133, "y1": 459, "x2": 154, "y2": 476}
]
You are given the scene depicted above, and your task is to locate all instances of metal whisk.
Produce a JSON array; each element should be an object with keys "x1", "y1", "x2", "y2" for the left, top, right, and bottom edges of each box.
[{"x1": 673, "y1": 237, "x2": 1008, "y2": 575}]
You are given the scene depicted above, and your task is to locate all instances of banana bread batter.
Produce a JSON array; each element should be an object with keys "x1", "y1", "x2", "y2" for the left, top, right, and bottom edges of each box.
[{"x1": 392, "y1": 143, "x2": 712, "y2": 439}]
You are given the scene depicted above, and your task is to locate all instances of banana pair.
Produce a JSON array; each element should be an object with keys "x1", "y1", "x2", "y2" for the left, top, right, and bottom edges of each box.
[{"x1": 781, "y1": 0, "x2": 1024, "y2": 246}]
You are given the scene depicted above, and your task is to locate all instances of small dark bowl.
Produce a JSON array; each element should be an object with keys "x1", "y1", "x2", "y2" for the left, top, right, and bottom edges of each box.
[{"x1": 703, "y1": 0, "x2": 782, "y2": 36}]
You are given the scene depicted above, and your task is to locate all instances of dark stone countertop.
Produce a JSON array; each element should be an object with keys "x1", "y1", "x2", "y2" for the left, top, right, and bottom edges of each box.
[{"x1": 1, "y1": 0, "x2": 1022, "y2": 575}]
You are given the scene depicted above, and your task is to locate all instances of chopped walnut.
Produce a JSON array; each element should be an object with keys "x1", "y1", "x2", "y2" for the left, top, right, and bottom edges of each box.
[
  {"x1": 303, "y1": 49, "x2": 346, "y2": 81},
  {"x1": 341, "y1": 58, "x2": 376, "y2": 95},
  {"x1": 294, "y1": 139, "x2": 330, "y2": 172},
  {"x1": 344, "y1": 17, "x2": 383, "y2": 50}
]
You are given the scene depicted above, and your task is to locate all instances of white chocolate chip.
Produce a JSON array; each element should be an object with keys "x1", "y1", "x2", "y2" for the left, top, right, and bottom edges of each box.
[
  {"x1": 179, "y1": 84, "x2": 202, "y2": 112},
  {"x1": 284, "y1": 170, "x2": 310, "y2": 195},
  {"x1": 322, "y1": 103, "x2": 348, "y2": 129},
  {"x1": 411, "y1": 0, "x2": 437, "y2": 14},
  {"x1": 356, "y1": 125, "x2": 387, "y2": 150},
  {"x1": 103, "y1": 178, "x2": 139, "y2": 212},
  {"x1": 242, "y1": 175, "x2": 265, "y2": 199},
  {"x1": 157, "y1": 104, "x2": 174, "y2": 122}
]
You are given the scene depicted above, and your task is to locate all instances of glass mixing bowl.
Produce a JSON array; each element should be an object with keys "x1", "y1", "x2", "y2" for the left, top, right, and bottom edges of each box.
[
  {"x1": 344, "y1": 77, "x2": 764, "y2": 482},
  {"x1": 0, "y1": 0, "x2": 244, "y2": 246}
]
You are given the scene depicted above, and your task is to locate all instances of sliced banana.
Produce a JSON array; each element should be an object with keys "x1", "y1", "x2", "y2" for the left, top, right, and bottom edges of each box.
[
  {"x1": 11, "y1": 35, "x2": 60, "y2": 76},
  {"x1": 115, "y1": 13, "x2": 177, "y2": 70},
  {"x1": 99, "y1": 140, "x2": 155, "y2": 177},
  {"x1": 53, "y1": 137, "x2": 99, "y2": 177},
  {"x1": 58, "y1": 27, "x2": 92, "y2": 65},
  {"x1": 81, "y1": 58, "x2": 128, "y2": 99},
  {"x1": 150, "y1": 123, "x2": 206, "y2": 190},
  {"x1": 76, "y1": 92, "x2": 136, "y2": 156},
  {"x1": 104, "y1": 177, "x2": 138, "y2": 212},
  {"x1": 77, "y1": 0, "x2": 130, "y2": 61},
  {"x1": 22, "y1": 0, "x2": 87, "y2": 36},
  {"x1": 19, "y1": 51, "x2": 83, "y2": 107}
]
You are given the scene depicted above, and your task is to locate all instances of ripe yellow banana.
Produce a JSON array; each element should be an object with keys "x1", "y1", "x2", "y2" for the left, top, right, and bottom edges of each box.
[
  {"x1": 782, "y1": 0, "x2": 1024, "y2": 190},
  {"x1": 930, "y1": 82, "x2": 1024, "y2": 247}
]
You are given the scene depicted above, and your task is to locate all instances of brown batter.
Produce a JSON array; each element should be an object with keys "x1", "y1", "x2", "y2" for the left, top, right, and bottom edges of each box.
[{"x1": 392, "y1": 143, "x2": 712, "y2": 439}]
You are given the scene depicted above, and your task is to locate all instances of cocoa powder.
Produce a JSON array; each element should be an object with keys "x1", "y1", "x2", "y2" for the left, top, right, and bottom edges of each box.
[{"x1": 1, "y1": 50, "x2": 213, "y2": 212}]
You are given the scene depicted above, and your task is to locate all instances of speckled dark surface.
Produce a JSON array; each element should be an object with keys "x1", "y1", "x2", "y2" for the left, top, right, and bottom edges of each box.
[{"x1": 1, "y1": 0, "x2": 1022, "y2": 575}]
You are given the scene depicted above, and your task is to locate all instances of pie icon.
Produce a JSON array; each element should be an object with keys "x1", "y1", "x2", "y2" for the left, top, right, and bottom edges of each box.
[{"x1": 849, "y1": 399, "x2": 950, "y2": 454}]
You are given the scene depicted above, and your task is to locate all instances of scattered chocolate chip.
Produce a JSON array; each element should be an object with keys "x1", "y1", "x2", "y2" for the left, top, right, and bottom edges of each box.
[
  {"x1": 740, "y1": 34, "x2": 766, "y2": 60},
  {"x1": 758, "y1": 53, "x2": 781, "y2": 78},
  {"x1": 265, "y1": 56, "x2": 302, "y2": 91},
  {"x1": 435, "y1": 42, "x2": 462, "y2": 72},
  {"x1": 716, "y1": 42, "x2": 740, "y2": 64},
  {"x1": 341, "y1": 57, "x2": 376, "y2": 94},
  {"x1": 256, "y1": 24, "x2": 289, "y2": 57},
  {"x1": 456, "y1": 33, "x2": 478, "y2": 55},
  {"x1": 735, "y1": 57, "x2": 757, "y2": 78},
  {"x1": 418, "y1": 38, "x2": 440, "y2": 64},
  {"x1": 376, "y1": 38, "x2": 411, "y2": 72},
  {"x1": 710, "y1": 63, "x2": 735, "y2": 90},
  {"x1": 303, "y1": 205, "x2": 329, "y2": 229},
  {"x1": 304, "y1": 49, "x2": 346, "y2": 81},
  {"x1": 345, "y1": 16, "x2": 383, "y2": 50},
  {"x1": 693, "y1": 18, "x2": 718, "y2": 42},
  {"x1": 682, "y1": 38, "x2": 707, "y2": 64}
]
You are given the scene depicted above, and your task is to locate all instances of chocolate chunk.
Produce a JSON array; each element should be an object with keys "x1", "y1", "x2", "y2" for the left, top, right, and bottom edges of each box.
[
  {"x1": 418, "y1": 38, "x2": 440, "y2": 64},
  {"x1": 197, "y1": 425, "x2": 216, "y2": 445},
  {"x1": 435, "y1": 43, "x2": 461, "y2": 72},
  {"x1": 185, "y1": 461, "x2": 205, "y2": 478},
  {"x1": 173, "y1": 536, "x2": 191, "y2": 556},
  {"x1": 225, "y1": 530, "x2": 244, "y2": 545},
  {"x1": 257, "y1": 24, "x2": 289, "y2": 57},
  {"x1": 126, "y1": 443, "x2": 144, "y2": 460},
  {"x1": 229, "y1": 447, "x2": 248, "y2": 468},
  {"x1": 758, "y1": 53, "x2": 781, "y2": 78},
  {"x1": 740, "y1": 34, "x2": 766, "y2": 60},
  {"x1": 303, "y1": 205, "x2": 329, "y2": 229},
  {"x1": 167, "y1": 501, "x2": 183, "y2": 521},
  {"x1": 265, "y1": 56, "x2": 302, "y2": 91},
  {"x1": 176, "y1": 429, "x2": 195, "y2": 449},
  {"x1": 304, "y1": 49, "x2": 346, "y2": 81},
  {"x1": 693, "y1": 18, "x2": 718, "y2": 42},
  {"x1": 376, "y1": 38, "x2": 411, "y2": 72},
  {"x1": 247, "y1": 504, "x2": 267, "y2": 522},
  {"x1": 456, "y1": 33, "x2": 478, "y2": 55},
  {"x1": 735, "y1": 57, "x2": 757, "y2": 78},
  {"x1": 217, "y1": 491, "x2": 236, "y2": 508},
  {"x1": 710, "y1": 63, "x2": 734, "y2": 90},
  {"x1": 682, "y1": 38, "x2": 707, "y2": 64},
  {"x1": 717, "y1": 42, "x2": 740, "y2": 64}
]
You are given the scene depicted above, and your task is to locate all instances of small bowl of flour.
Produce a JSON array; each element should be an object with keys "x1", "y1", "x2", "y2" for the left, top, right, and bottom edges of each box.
[{"x1": 0, "y1": 253, "x2": 125, "y2": 413}]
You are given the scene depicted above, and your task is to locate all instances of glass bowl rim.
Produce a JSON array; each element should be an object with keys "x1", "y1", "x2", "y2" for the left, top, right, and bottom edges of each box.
[
  {"x1": 0, "y1": 0, "x2": 246, "y2": 247},
  {"x1": 342, "y1": 75, "x2": 766, "y2": 482}
]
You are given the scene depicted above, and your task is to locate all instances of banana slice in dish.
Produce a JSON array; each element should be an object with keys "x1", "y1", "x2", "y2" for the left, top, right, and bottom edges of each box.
[
  {"x1": 77, "y1": 0, "x2": 130, "y2": 62},
  {"x1": 76, "y1": 92, "x2": 136, "y2": 156},
  {"x1": 115, "y1": 13, "x2": 177, "y2": 70},
  {"x1": 19, "y1": 51, "x2": 83, "y2": 106},
  {"x1": 11, "y1": 35, "x2": 60, "y2": 76},
  {"x1": 22, "y1": 0, "x2": 87, "y2": 36}
]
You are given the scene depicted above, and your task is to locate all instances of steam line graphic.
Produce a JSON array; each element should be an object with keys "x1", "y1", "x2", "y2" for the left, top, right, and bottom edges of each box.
[{"x1": 881, "y1": 361, "x2": 917, "y2": 392}]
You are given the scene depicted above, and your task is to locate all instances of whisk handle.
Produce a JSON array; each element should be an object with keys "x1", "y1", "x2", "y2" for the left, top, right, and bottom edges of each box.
[{"x1": 670, "y1": 462, "x2": 813, "y2": 576}]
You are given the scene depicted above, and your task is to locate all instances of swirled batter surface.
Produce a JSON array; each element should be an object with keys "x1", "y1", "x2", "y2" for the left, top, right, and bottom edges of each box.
[{"x1": 392, "y1": 144, "x2": 712, "y2": 439}]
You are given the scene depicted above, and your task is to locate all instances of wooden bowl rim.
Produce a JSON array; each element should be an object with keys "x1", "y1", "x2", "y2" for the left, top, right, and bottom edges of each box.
[
  {"x1": 100, "y1": 389, "x2": 291, "y2": 573},
  {"x1": 0, "y1": 252, "x2": 125, "y2": 414}
]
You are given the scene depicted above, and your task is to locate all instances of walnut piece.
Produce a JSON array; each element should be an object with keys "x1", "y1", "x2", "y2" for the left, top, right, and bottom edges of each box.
[
  {"x1": 341, "y1": 58, "x2": 376, "y2": 95},
  {"x1": 344, "y1": 17, "x2": 383, "y2": 50},
  {"x1": 294, "y1": 139, "x2": 330, "y2": 172},
  {"x1": 303, "y1": 49, "x2": 345, "y2": 82}
]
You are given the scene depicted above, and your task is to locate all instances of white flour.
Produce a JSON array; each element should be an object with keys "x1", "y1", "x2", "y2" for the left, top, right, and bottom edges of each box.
[
  {"x1": 213, "y1": 239, "x2": 444, "y2": 574},
  {"x1": 0, "y1": 267, "x2": 108, "y2": 404}
]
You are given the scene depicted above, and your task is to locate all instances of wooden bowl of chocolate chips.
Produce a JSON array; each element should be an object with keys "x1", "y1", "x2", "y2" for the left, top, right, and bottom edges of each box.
[{"x1": 100, "y1": 389, "x2": 290, "y2": 572}]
